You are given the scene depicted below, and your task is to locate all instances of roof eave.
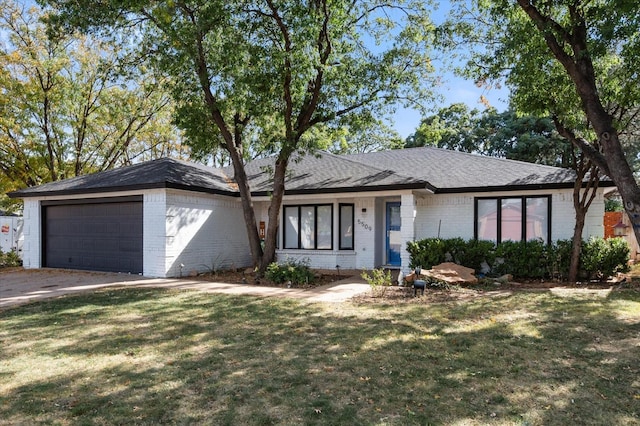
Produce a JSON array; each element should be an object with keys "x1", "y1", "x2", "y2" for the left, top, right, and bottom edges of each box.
[
  {"x1": 250, "y1": 182, "x2": 429, "y2": 197},
  {"x1": 8, "y1": 182, "x2": 238, "y2": 199},
  {"x1": 432, "y1": 179, "x2": 616, "y2": 194}
]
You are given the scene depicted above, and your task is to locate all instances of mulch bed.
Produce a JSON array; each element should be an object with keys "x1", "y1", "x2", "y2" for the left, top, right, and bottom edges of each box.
[{"x1": 191, "y1": 270, "x2": 344, "y2": 289}]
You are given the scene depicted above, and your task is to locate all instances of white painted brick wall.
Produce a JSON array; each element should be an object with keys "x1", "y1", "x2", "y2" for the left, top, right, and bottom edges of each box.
[
  {"x1": 21, "y1": 199, "x2": 40, "y2": 269},
  {"x1": 163, "y1": 190, "x2": 251, "y2": 277},
  {"x1": 400, "y1": 193, "x2": 416, "y2": 272},
  {"x1": 143, "y1": 190, "x2": 168, "y2": 277},
  {"x1": 354, "y1": 198, "x2": 375, "y2": 269},
  {"x1": 415, "y1": 194, "x2": 475, "y2": 240},
  {"x1": 414, "y1": 188, "x2": 606, "y2": 242},
  {"x1": 277, "y1": 250, "x2": 357, "y2": 270}
]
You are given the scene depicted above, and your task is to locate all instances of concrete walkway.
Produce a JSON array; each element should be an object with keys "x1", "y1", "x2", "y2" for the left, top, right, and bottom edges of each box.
[{"x1": 0, "y1": 269, "x2": 371, "y2": 309}]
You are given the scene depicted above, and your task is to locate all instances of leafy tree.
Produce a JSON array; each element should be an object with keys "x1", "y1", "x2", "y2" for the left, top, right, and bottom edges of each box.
[
  {"x1": 320, "y1": 121, "x2": 404, "y2": 154},
  {"x1": 0, "y1": 0, "x2": 183, "y2": 211},
  {"x1": 405, "y1": 103, "x2": 484, "y2": 152},
  {"x1": 406, "y1": 104, "x2": 573, "y2": 167},
  {"x1": 43, "y1": 0, "x2": 437, "y2": 272},
  {"x1": 447, "y1": 0, "x2": 640, "y2": 259}
]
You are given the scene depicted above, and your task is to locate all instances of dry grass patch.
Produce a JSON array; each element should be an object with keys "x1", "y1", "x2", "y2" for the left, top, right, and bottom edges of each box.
[{"x1": 1, "y1": 286, "x2": 639, "y2": 425}]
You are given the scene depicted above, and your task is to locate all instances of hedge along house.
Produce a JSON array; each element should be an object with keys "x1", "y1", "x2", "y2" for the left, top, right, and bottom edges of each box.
[{"x1": 9, "y1": 147, "x2": 613, "y2": 277}]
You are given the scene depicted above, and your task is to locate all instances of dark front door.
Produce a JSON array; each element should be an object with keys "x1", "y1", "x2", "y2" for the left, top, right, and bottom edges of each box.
[
  {"x1": 386, "y1": 201, "x2": 401, "y2": 266},
  {"x1": 43, "y1": 199, "x2": 143, "y2": 274}
]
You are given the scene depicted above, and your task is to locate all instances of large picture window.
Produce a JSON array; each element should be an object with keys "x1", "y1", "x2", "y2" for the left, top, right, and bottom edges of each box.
[
  {"x1": 339, "y1": 204, "x2": 354, "y2": 250},
  {"x1": 475, "y1": 196, "x2": 551, "y2": 244},
  {"x1": 283, "y1": 204, "x2": 333, "y2": 250}
]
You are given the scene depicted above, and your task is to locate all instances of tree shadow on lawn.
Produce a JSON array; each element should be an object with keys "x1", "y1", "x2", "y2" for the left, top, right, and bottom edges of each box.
[{"x1": 1, "y1": 288, "x2": 639, "y2": 425}]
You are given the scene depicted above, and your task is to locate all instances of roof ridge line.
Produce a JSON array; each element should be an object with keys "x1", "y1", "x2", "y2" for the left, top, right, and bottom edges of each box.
[
  {"x1": 416, "y1": 146, "x2": 574, "y2": 172},
  {"x1": 316, "y1": 150, "x2": 430, "y2": 185}
]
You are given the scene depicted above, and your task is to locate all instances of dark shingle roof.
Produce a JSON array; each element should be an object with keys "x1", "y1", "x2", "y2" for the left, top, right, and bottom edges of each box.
[
  {"x1": 8, "y1": 158, "x2": 235, "y2": 198},
  {"x1": 10, "y1": 147, "x2": 609, "y2": 199},
  {"x1": 343, "y1": 147, "x2": 585, "y2": 193},
  {"x1": 227, "y1": 151, "x2": 427, "y2": 195},
  {"x1": 228, "y1": 147, "x2": 599, "y2": 195}
]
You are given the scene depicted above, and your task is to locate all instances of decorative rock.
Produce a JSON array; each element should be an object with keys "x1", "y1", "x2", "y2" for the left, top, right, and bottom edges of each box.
[
  {"x1": 497, "y1": 274, "x2": 513, "y2": 283},
  {"x1": 424, "y1": 262, "x2": 477, "y2": 284}
]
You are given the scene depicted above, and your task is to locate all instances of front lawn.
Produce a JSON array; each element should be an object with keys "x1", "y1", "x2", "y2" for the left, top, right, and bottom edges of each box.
[{"x1": 1, "y1": 287, "x2": 639, "y2": 425}]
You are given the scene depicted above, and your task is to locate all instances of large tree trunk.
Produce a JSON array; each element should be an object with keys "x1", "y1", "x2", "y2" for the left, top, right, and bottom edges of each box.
[
  {"x1": 582, "y1": 112, "x2": 640, "y2": 255},
  {"x1": 193, "y1": 35, "x2": 265, "y2": 270},
  {"x1": 569, "y1": 214, "x2": 584, "y2": 283},
  {"x1": 518, "y1": 0, "x2": 640, "y2": 259},
  {"x1": 259, "y1": 155, "x2": 289, "y2": 273},
  {"x1": 227, "y1": 143, "x2": 264, "y2": 269}
]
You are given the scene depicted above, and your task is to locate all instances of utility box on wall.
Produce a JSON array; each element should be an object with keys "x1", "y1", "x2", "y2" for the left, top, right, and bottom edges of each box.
[{"x1": 0, "y1": 215, "x2": 23, "y2": 255}]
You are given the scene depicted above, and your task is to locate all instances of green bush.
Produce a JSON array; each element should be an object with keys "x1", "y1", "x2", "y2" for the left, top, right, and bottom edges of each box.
[
  {"x1": 406, "y1": 238, "x2": 448, "y2": 269},
  {"x1": 407, "y1": 236, "x2": 630, "y2": 281},
  {"x1": 0, "y1": 249, "x2": 22, "y2": 268},
  {"x1": 494, "y1": 239, "x2": 548, "y2": 279},
  {"x1": 581, "y1": 237, "x2": 630, "y2": 280},
  {"x1": 407, "y1": 237, "x2": 495, "y2": 273},
  {"x1": 265, "y1": 258, "x2": 315, "y2": 286},
  {"x1": 453, "y1": 239, "x2": 496, "y2": 273},
  {"x1": 547, "y1": 239, "x2": 573, "y2": 280},
  {"x1": 361, "y1": 268, "x2": 392, "y2": 297}
]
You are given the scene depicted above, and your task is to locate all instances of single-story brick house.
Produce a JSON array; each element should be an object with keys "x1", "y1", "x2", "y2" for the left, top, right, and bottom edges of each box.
[{"x1": 8, "y1": 147, "x2": 612, "y2": 277}]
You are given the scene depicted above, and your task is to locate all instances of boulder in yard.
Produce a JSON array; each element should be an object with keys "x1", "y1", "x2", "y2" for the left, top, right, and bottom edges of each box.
[{"x1": 424, "y1": 262, "x2": 477, "y2": 284}]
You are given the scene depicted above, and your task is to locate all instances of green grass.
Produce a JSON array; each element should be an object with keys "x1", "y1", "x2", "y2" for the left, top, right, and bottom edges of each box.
[{"x1": 1, "y1": 287, "x2": 639, "y2": 425}]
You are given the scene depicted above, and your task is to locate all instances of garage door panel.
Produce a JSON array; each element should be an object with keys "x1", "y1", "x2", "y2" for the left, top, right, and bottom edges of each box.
[
  {"x1": 120, "y1": 238, "x2": 142, "y2": 252},
  {"x1": 44, "y1": 201, "x2": 143, "y2": 274}
]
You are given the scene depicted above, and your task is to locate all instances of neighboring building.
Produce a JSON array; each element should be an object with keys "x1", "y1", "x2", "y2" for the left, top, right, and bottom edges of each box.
[
  {"x1": 0, "y1": 211, "x2": 23, "y2": 255},
  {"x1": 8, "y1": 147, "x2": 613, "y2": 277},
  {"x1": 603, "y1": 188, "x2": 639, "y2": 260}
]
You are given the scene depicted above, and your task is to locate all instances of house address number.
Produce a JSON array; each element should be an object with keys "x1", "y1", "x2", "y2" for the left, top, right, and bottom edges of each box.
[{"x1": 357, "y1": 219, "x2": 372, "y2": 231}]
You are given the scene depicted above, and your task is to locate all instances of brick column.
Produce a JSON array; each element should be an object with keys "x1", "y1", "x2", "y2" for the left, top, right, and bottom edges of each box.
[{"x1": 400, "y1": 193, "x2": 416, "y2": 273}]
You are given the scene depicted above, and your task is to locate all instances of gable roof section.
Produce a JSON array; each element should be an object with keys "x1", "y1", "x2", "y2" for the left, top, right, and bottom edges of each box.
[
  {"x1": 8, "y1": 158, "x2": 235, "y2": 198},
  {"x1": 9, "y1": 147, "x2": 612, "y2": 199}
]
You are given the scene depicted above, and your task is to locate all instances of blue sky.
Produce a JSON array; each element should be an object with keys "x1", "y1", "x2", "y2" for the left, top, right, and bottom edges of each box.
[
  {"x1": 391, "y1": 75, "x2": 510, "y2": 138},
  {"x1": 389, "y1": 1, "x2": 510, "y2": 139}
]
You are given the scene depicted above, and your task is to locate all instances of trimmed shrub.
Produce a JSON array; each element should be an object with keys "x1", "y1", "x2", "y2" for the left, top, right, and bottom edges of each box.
[
  {"x1": 581, "y1": 237, "x2": 630, "y2": 281},
  {"x1": 547, "y1": 239, "x2": 573, "y2": 280},
  {"x1": 453, "y1": 239, "x2": 496, "y2": 273},
  {"x1": 265, "y1": 258, "x2": 315, "y2": 286},
  {"x1": 406, "y1": 238, "x2": 448, "y2": 269},
  {"x1": 407, "y1": 236, "x2": 629, "y2": 281},
  {"x1": 494, "y1": 239, "x2": 548, "y2": 279},
  {"x1": 408, "y1": 237, "x2": 496, "y2": 274}
]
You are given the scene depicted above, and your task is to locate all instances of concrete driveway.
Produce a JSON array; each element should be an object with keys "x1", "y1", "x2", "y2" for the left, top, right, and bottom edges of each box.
[{"x1": 0, "y1": 268, "x2": 370, "y2": 309}]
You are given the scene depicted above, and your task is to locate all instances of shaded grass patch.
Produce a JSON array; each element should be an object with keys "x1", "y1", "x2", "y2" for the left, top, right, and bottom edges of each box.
[{"x1": 1, "y1": 287, "x2": 639, "y2": 425}]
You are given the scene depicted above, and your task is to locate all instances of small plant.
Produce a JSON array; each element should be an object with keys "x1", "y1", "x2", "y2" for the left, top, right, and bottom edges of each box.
[
  {"x1": 265, "y1": 258, "x2": 315, "y2": 286},
  {"x1": 361, "y1": 268, "x2": 392, "y2": 297},
  {"x1": 0, "y1": 249, "x2": 22, "y2": 268}
]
